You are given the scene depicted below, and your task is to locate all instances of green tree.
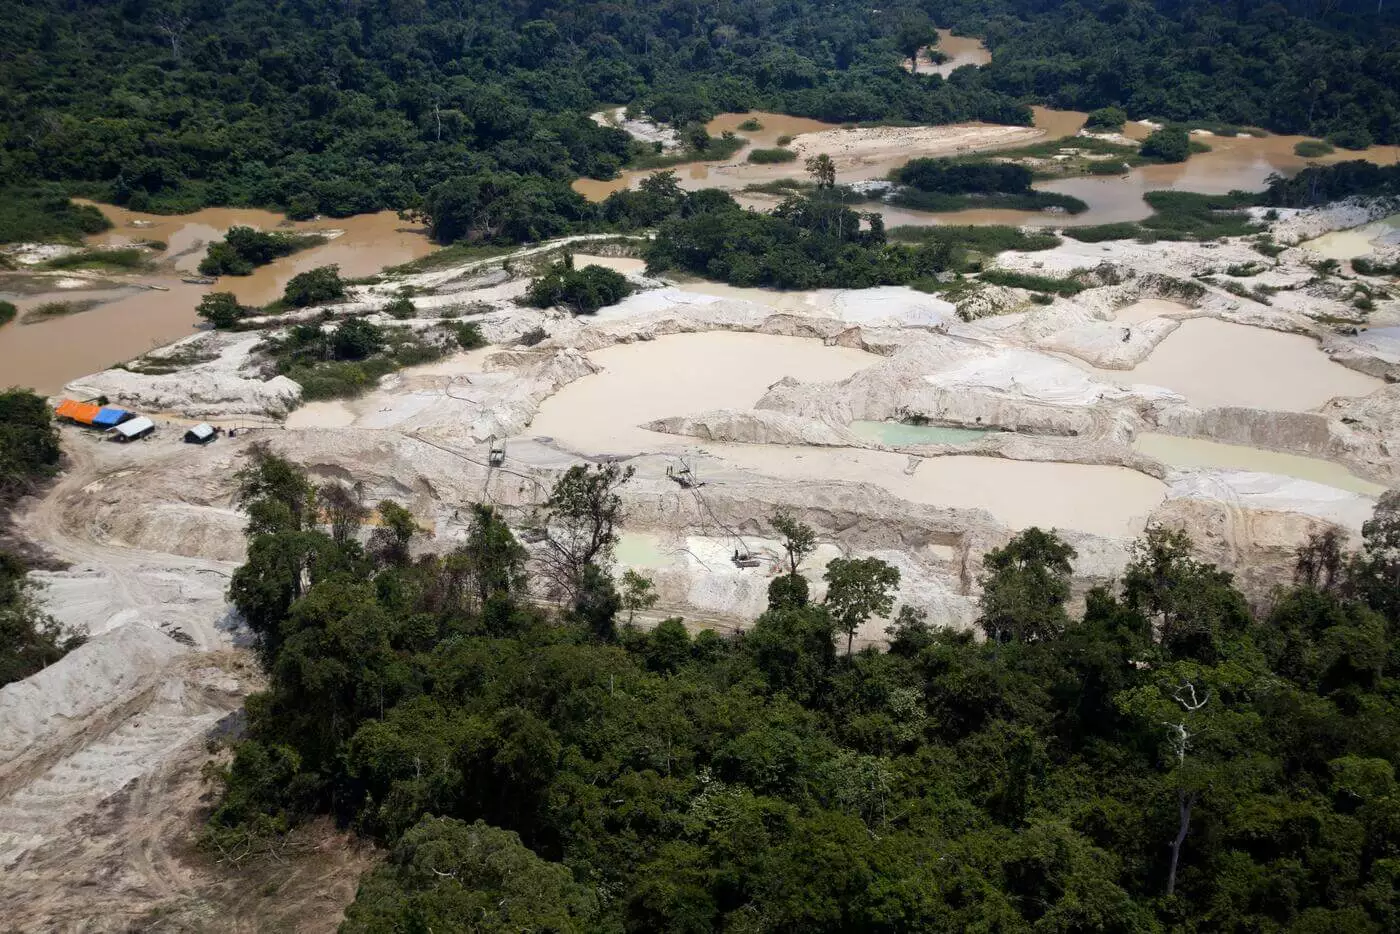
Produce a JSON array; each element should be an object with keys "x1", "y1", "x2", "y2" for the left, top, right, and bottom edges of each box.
[
  {"x1": 1122, "y1": 527, "x2": 1250, "y2": 660},
  {"x1": 978, "y1": 527, "x2": 1078, "y2": 644},
  {"x1": 894, "y1": 15, "x2": 938, "y2": 68},
  {"x1": 1117, "y1": 661, "x2": 1262, "y2": 898},
  {"x1": 341, "y1": 817, "x2": 597, "y2": 933},
  {"x1": 0, "y1": 388, "x2": 60, "y2": 504},
  {"x1": 824, "y1": 556, "x2": 901, "y2": 656},
  {"x1": 1353, "y1": 491, "x2": 1400, "y2": 624},
  {"x1": 0, "y1": 550, "x2": 86, "y2": 687},
  {"x1": 536, "y1": 463, "x2": 633, "y2": 598},
  {"x1": 282, "y1": 265, "x2": 346, "y2": 307},
  {"x1": 234, "y1": 443, "x2": 315, "y2": 533},
  {"x1": 369, "y1": 500, "x2": 418, "y2": 567},
  {"x1": 330, "y1": 318, "x2": 383, "y2": 360},
  {"x1": 460, "y1": 503, "x2": 528, "y2": 611},
  {"x1": 805, "y1": 153, "x2": 837, "y2": 189},
  {"x1": 620, "y1": 568, "x2": 658, "y2": 626},
  {"x1": 524, "y1": 260, "x2": 634, "y2": 314},
  {"x1": 1085, "y1": 106, "x2": 1128, "y2": 131},
  {"x1": 195, "y1": 291, "x2": 248, "y2": 329},
  {"x1": 1141, "y1": 126, "x2": 1192, "y2": 163},
  {"x1": 767, "y1": 570, "x2": 810, "y2": 611},
  {"x1": 771, "y1": 508, "x2": 816, "y2": 575}
]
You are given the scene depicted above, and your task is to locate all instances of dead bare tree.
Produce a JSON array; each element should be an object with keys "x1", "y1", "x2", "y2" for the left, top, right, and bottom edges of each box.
[
  {"x1": 1164, "y1": 681, "x2": 1210, "y2": 897},
  {"x1": 156, "y1": 13, "x2": 190, "y2": 62}
]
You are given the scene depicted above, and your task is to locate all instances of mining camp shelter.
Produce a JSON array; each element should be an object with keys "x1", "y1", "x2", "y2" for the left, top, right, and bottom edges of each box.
[
  {"x1": 184, "y1": 423, "x2": 216, "y2": 445},
  {"x1": 91, "y1": 406, "x2": 133, "y2": 429},
  {"x1": 54, "y1": 399, "x2": 101, "y2": 426},
  {"x1": 112, "y1": 416, "x2": 155, "y2": 442}
]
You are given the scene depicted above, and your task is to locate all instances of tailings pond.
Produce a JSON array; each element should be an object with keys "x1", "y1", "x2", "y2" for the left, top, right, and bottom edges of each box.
[
  {"x1": 527, "y1": 331, "x2": 1167, "y2": 538},
  {"x1": 1135, "y1": 433, "x2": 1386, "y2": 495},
  {"x1": 1075, "y1": 318, "x2": 1383, "y2": 411}
]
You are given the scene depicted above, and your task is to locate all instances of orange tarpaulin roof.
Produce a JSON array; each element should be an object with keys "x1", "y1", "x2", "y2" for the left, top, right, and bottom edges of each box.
[{"x1": 55, "y1": 400, "x2": 101, "y2": 425}]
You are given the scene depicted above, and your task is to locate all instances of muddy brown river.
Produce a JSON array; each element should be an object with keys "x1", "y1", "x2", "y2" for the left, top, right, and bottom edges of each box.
[{"x1": 0, "y1": 204, "x2": 433, "y2": 395}]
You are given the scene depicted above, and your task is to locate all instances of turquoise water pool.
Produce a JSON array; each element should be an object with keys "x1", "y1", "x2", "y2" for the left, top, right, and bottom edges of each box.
[{"x1": 849, "y1": 421, "x2": 992, "y2": 447}]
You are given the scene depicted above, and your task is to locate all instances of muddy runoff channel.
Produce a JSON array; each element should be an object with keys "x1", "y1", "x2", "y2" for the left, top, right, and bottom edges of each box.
[{"x1": 0, "y1": 203, "x2": 434, "y2": 395}]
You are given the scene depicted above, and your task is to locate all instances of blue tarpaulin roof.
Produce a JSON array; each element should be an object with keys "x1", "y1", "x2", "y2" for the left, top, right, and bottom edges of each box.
[{"x1": 91, "y1": 407, "x2": 131, "y2": 428}]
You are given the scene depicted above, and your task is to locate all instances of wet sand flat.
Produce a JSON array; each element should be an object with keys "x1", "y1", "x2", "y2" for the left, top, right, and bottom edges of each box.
[
  {"x1": 571, "y1": 254, "x2": 647, "y2": 275},
  {"x1": 1114, "y1": 299, "x2": 1191, "y2": 324}
]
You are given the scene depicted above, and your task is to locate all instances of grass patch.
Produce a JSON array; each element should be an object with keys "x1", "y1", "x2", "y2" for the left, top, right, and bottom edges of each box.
[
  {"x1": 1353, "y1": 257, "x2": 1400, "y2": 276},
  {"x1": 1294, "y1": 140, "x2": 1335, "y2": 158},
  {"x1": 1142, "y1": 190, "x2": 1261, "y2": 239},
  {"x1": 979, "y1": 269, "x2": 1086, "y2": 296},
  {"x1": 626, "y1": 133, "x2": 746, "y2": 171},
  {"x1": 1065, "y1": 191, "x2": 1262, "y2": 243},
  {"x1": 742, "y1": 178, "x2": 815, "y2": 196},
  {"x1": 268, "y1": 322, "x2": 451, "y2": 401},
  {"x1": 0, "y1": 301, "x2": 14, "y2": 327},
  {"x1": 447, "y1": 321, "x2": 487, "y2": 349},
  {"x1": 1062, "y1": 222, "x2": 1152, "y2": 243},
  {"x1": 889, "y1": 225, "x2": 1061, "y2": 253},
  {"x1": 1206, "y1": 277, "x2": 1273, "y2": 305},
  {"x1": 43, "y1": 247, "x2": 150, "y2": 271},
  {"x1": 980, "y1": 136, "x2": 1139, "y2": 160},
  {"x1": 384, "y1": 243, "x2": 516, "y2": 275},
  {"x1": 122, "y1": 343, "x2": 221, "y2": 375},
  {"x1": 747, "y1": 148, "x2": 797, "y2": 164},
  {"x1": 888, "y1": 189, "x2": 1088, "y2": 214},
  {"x1": 21, "y1": 299, "x2": 104, "y2": 323}
]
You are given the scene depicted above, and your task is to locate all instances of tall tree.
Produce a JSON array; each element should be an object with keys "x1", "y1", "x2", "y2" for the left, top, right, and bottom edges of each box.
[
  {"x1": 824, "y1": 556, "x2": 901, "y2": 655},
  {"x1": 536, "y1": 463, "x2": 633, "y2": 598},
  {"x1": 805, "y1": 153, "x2": 837, "y2": 189},
  {"x1": 978, "y1": 527, "x2": 1077, "y2": 644}
]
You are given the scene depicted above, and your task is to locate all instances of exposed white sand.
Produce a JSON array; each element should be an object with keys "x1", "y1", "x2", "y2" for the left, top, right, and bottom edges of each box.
[
  {"x1": 1077, "y1": 318, "x2": 1382, "y2": 411},
  {"x1": 1137, "y1": 433, "x2": 1386, "y2": 495},
  {"x1": 573, "y1": 254, "x2": 647, "y2": 275},
  {"x1": 527, "y1": 332, "x2": 879, "y2": 450}
]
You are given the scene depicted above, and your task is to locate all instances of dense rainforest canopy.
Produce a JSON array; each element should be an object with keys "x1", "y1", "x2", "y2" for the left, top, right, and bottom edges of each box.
[
  {"x1": 2, "y1": 0, "x2": 1397, "y2": 241},
  {"x1": 209, "y1": 448, "x2": 1400, "y2": 932}
]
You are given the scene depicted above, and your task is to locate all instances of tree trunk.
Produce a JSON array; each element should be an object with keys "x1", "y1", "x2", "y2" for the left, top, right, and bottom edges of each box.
[
  {"x1": 1166, "y1": 789, "x2": 1194, "y2": 896},
  {"x1": 846, "y1": 629, "x2": 854, "y2": 656}
]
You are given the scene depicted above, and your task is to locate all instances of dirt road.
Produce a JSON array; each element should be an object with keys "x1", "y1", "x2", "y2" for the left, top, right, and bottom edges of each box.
[{"x1": 0, "y1": 431, "x2": 370, "y2": 931}]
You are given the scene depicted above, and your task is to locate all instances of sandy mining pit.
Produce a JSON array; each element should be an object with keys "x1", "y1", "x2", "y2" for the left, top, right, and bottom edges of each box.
[{"x1": 3, "y1": 201, "x2": 1399, "y2": 925}]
